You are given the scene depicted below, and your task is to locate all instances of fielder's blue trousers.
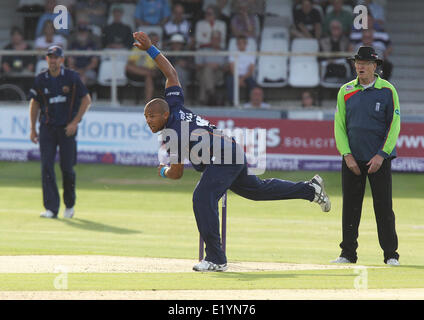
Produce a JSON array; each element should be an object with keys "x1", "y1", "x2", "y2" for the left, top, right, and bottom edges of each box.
[
  {"x1": 39, "y1": 124, "x2": 77, "y2": 215},
  {"x1": 193, "y1": 163, "x2": 315, "y2": 264}
]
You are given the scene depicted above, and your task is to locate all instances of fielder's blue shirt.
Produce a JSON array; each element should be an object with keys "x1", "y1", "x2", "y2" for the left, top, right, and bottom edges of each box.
[
  {"x1": 29, "y1": 67, "x2": 88, "y2": 126},
  {"x1": 163, "y1": 86, "x2": 240, "y2": 172}
]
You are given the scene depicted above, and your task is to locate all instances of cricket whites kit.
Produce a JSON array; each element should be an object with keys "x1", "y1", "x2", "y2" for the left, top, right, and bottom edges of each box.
[
  {"x1": 334, "y1": 73, "x2": 401, "y2": 263},
  {"x1": 29, "y1": 64, "x2": 88, "y2": 217},
  {"x1": 163, "y1": 86, "x2": 319, "y2": 266}
]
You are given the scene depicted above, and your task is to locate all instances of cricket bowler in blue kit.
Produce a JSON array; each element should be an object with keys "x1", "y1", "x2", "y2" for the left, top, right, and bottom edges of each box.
[
  {"x1": 133, "y1": 32, "x2": 331, "y2": 272},
  {"x1": 29, "y1": 46, "x2": 91, "y2": 219}
]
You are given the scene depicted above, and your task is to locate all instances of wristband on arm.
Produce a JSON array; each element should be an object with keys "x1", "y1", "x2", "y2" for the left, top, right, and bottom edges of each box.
[
  {"x1": 160, "y1": 166, "x2": 169, "y2": 178},
  {"x1": 147, "y1": 45, "x2": 160, "y2": 59}
]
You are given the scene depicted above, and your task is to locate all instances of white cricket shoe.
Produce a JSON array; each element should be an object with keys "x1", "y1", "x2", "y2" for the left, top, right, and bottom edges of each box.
[
  {"x1": 309, "y1": 174, "x2": 331, "y2": 212},
  {"x1": 386, "y1": 258, "x2": 400, "y2": 266},
  {"x1": 64, "y1": 207, "x2": 75, "y2": 219},
  {"x1": 40, "y1": 210, "x2": 57, "y2": 219},
  {"x1": 331, "y1": 257, "x2": 354, "y2": 264},
  {"x1": 193, "y1": 260, "x2": 228, "y2": 272}
]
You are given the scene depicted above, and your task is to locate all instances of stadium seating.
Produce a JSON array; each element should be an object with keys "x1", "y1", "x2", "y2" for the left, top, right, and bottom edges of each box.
[
  {"x1": 35, "y1": 59, "x2": 48, "y2": 74},
  {"x1": 256, "y1": 26, "x2": 289, "y2": 87},
  {"x1": 107, "y1": 3, "x2": 137, "y2": 32},
  {"x1": 265, "y1": 0, "x2": 292, "y2": 24},
  {"x1": 288, "y1": 38, "x2": 320, "y2": 87},
  {"x1": 320, "y1": 59, "x2": 351, "y2": 88},
  {"x1": 97, "y1": 59, "x2": 128, "y2": 87},
  {"x1": 228, "y1": 37, "x2": 258, "y2": 52}
]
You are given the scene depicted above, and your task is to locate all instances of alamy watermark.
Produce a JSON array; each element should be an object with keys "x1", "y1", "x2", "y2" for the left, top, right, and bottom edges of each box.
[
  {"x1": 53, "y1": 5, "x2": 69, "y2": 30},
  {"x1": 53, "y1": 265, "x2": 68, "y2": 290},
  {"x1": 158, "y1": 123, "x2": 267, "y2": 175},
  {"x1": 353, "y1": 5, "x2": 368, "y2": 30},
  {"x1": 353, "y1": 266, "x2": 368, "y2": 289}
]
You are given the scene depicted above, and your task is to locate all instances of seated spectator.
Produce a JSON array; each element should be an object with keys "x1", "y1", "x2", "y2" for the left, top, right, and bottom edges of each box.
[
  {"x1": 134, "y1": 0, "x2": 171, "y2": 27},
  {"x1": 360, "y1": 0, "x2": 385, "y2": 26},
  {"x1": 322, "y1": 0, "x2": 353, "y2": 36},
  {"x1": 2, "y1": 27, "x2": 35, "y2": 75},
  {"x1": 291, "y1": 0, "x2": 322, "y2": 39},
  {"x1": 125, "y1": 32, "x2": 162, "y2": 103},
  {"x1": 225, "y1": 35, "x2": 257, "y2": 105},
  {"x1": 75, "y1": 0, "x2": 108, "y2": 33},
  {"x1": 301, "y1": 90, "x2": 318, "y2": 107},
  {"x1": 35, "y1": 0, "x2": 73, "y2": 38},
  {"x1": 320, "y1": 19, "x2": 350, "y2": 81},
  {"x1": 195, "y1": 30, "x2": 228, "y2": 105},
  {"x1": 246, "y1": 0, "x2": 266, "y2": 28},
  {"x1": 243, "y1": 87, "x2": 270, "y2": 109},
  {"x1": 167, "y1": 33, "x2": 193, "y2": 97},
  {"x1": 68, "y1": 13, "x2": 102, "y2": 49},
  {"x1": 230, "y1": 1, "x2": 259, "y2": 39},
  {"x1": 350, "y1": 29, "x2": 393, "y2": 80},
  {"x1": 2, "y1": 26, "x2": 36, "y2": 94},
  {"x1": 177, "y1": 0, "x2": 203, "y2": 25},
  {"x1": 195, "y1": 4, "x2": 227, "y2": 49},
  {"x1": 67, "y1": 25, "x2": 99, "y2": 86},
  {"x1": 102, "y1": 4, "x2": 133, "y2": 49},
  {"x1": 202, "y1": 0, "x2": 232, "y2": 23},
  {"x1": 350, "y1": 13, "x2": 385, "y2": 45},
  {"x1": 35, "y1": 20, "x2": 67, "y2": 51},
  {"x1": 163, "y1": 3, "x2": 192, "y2": 47}
]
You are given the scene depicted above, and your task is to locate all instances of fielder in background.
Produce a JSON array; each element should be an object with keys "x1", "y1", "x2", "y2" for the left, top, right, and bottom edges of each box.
[
  {"x1": 133, "y1": 31, "x2": 331, "y2": 272},
  {"x1": 29, "y1": 46, "x2": 91, "y2": 219},
  {"x1": 333, "y1": 46, "x2": 401, "y2": 266}
]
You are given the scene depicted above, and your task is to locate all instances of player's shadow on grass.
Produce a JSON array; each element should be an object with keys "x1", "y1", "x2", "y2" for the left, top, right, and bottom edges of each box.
[{"x1": 60, "y1": 218, "x2": 141, "y2": 235}]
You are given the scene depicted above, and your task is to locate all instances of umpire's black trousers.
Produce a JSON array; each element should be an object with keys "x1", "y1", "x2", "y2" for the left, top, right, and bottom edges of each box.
[
  {"x1": 39, "y1": 124, "x2": 77, "y2": 215},
  {"x1": 340, "y1": 158, "x2": 399, "y2": 263}
]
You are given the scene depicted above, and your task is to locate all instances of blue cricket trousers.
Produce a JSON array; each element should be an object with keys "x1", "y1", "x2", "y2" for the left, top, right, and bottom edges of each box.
[
  {"x1": 39, "y1": 124, "x2": 77, "y2": 215},
  {"x1": 192, "y1": 162, "x2": 315, "y2": 264}
]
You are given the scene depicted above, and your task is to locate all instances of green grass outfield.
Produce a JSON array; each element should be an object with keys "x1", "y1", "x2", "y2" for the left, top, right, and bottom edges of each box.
[{"x1": 0, "y1": 161, "x2": 423, "y2": 291}]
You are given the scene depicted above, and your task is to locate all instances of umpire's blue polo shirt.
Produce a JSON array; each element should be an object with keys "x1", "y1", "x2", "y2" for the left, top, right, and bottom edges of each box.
[{"x1": 29, "y1": 65, "x2": 88, "y2": 127}]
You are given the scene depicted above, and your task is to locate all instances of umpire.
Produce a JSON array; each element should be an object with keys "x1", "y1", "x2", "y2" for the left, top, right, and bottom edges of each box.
[
  {"x1": 333, "y1": 46, "x2": 401, "y2": 265},
  {"x1": 29, "y1": 45, "x2": 91, "y2": 219}
]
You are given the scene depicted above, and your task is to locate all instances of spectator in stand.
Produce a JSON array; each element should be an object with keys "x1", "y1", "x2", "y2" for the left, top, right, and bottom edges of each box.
[
  {"x1": 230, "y1": 0, "x2": 259, "y2": 39},
  {"x1": 195, "y1": 4, "x2": 227, "y2": 49},
  {"x1": 2, "y1": 27, "x2": 35, "y2": 75},
  {"x1": 360, "y1": 0, "x2": 385, "y2": 26},
  {"x1": 350, "y1": 13, "x2": 384, "y2": 44},
  {"x1": 350, "y1": 29, "x2": 393, "y2": 80},
  {"x1": 75, "y1": 0, "x2": 108, "y2": 32},
  {"x1": 243, "y1": 87, "x2": 270, "y2": 109},
  {"x1": 246, "y1": 0, "x2": 266, "y2": 28},
  {"x1": 102, "y1": 4, "x2": 133, "y2": 49},
  {"x1": 125, "y1": 32, "x2": 162, "y2": 103},
  {"x1": 202, "y1": 0, "x2": 232, "y2": 24},
  {"x1": 195, "y1": 30, "x2": 228, "y2": 106},
  {"x1": 291, "y1": 0, "x2": 322, "y2": 39},
  {"x1": 177, "y1": 0, "x2": 203, "y2": 25},
  {"x1": 167, "y1": 33, "x2": 192, "y2": 97},
  {"x1": 35, "y1": 20, "x2": 67, "y2": 51},
  {"x1": 322, "y1": 0, "x2": 353, "y2": 36},
  {"x1": 67, "y1": 25, "x2": 99, "y2": 86},
  {"x1": 2, "y1": 26, "x2": 36, "y2": 94},
  {"x1": 163, "y1": 3, "x2": 192, "y2": 47},
  {"x1": 320, "y1": 19, "x2": 351, "y2": 80},
  {"x1": 35, "y1": 0, "x2": 73, "y2": 38},
  {"x1": 134, "y1": 0, "x2": 171, "y2": 27},
  {"x1": 68, "y1": 13, "x2": 102, "y2": 50},
  {"x1": 225, "y1": 35, "x2": 257, "y2": 105},
  {"x1": 301, "y1": 90, "x2": 318, "y2": 107}
]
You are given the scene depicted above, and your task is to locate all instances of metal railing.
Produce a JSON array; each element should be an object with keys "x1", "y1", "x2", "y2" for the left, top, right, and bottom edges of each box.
[{"x1": 0, "y1": 49, "x2": 353, "y2": 107}]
